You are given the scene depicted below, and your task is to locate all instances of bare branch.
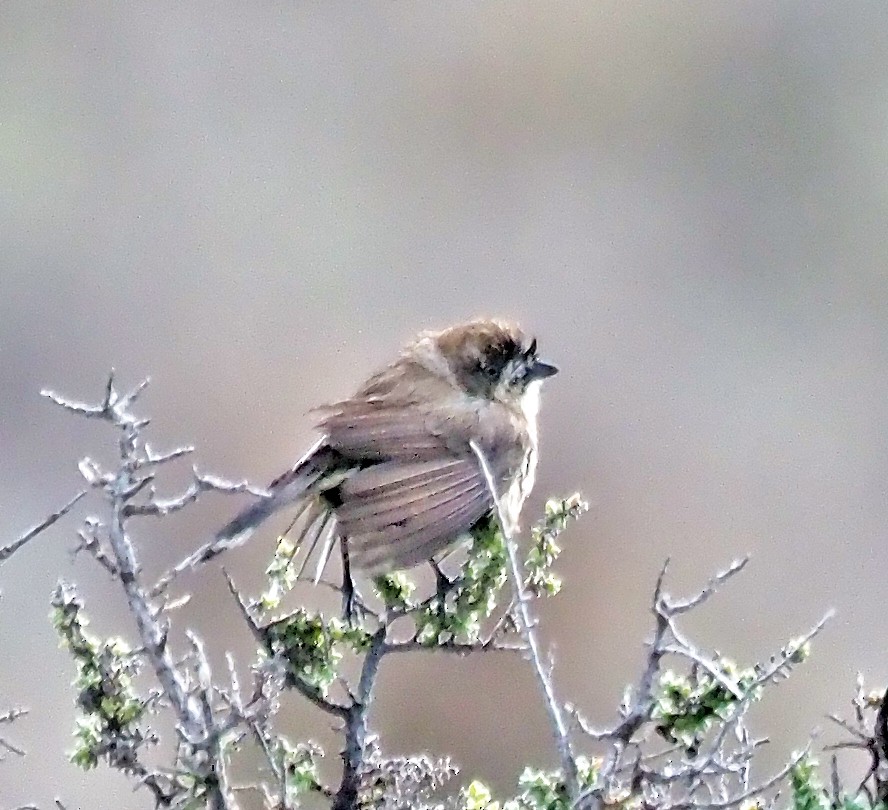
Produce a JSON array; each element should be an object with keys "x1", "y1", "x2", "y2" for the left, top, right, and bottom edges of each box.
[
  {"x1": 333, "y1": 627, "x2": 387, "y2": 810},
  {"x1": 143, "y1": 474, "x2": 271, "y2": 598},
  {"x1": 118, "y1": 377, "x2": 151, "y2": 410},
  {"x1": 665, "y1": 557, "x2": 750, "y2": 616},
  {"x1": 126, "y1": 468, "x2": 269, "y2": 519},
  {"x1": 0, "y1": 707, "x2": 27, "y2": 725},
  {"x1": 143, "y1": 443, "x2": 194, "y2": 465},
  {"x1": 41, "y1": 387, "x2": 110, "y2": 418},
  {"x1": 0, "y1": 706, "x2": 28, "y2": 776},
  {"x1": 71, "y1": 518, "x2": 118, "y2": 576},
  {"x1": 661, "y1": 645, "x2": 744, "y2": 700},
  {"x1": 827, "y1": 714, "x2": 870, "y2": 742},
  {"x1": 685, "y1": 744, "x2": 812, "y2": 810},
  {"x1": 39, "y1": 376, "x2": 243, "y2": 809},
  {"x1": 0, "y1": 491, "x2": 87, "y2": 565},
  {"x1": 470, "y1": 439, "x2": 579, "y2": 801},
  {"x1": 382, "y1": 638, "x2": 527, "y2": 655},
  {"x1": 749, "y1": 611, "x2": 833, "y2": 691}
]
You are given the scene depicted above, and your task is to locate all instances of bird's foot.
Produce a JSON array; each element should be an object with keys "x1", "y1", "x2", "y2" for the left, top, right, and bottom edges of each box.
[
  {"x1": 341, "y1": 572, "x2": 368, "y2": 628},
  {"x1": 430, "y1": 559, "x2": 456, "y2": 624},
  {"x1": 431, "y1": 559, "x2": 455, "y2": 599}
]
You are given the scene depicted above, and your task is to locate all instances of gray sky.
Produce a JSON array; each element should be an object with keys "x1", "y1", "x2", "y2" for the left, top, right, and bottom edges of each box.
[{"x1": 3, "y1": 3, "x2": 888, "y2": 807}]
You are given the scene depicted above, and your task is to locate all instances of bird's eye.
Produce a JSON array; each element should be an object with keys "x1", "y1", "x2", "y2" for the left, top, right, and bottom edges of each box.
[{"x1": 478, "y1": 360, "x2": 499, "y2": 380}]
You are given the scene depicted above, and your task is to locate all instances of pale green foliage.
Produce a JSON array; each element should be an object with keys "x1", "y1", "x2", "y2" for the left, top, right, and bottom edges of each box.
[
  {"x1": 262, "y1": 607, "x2": 371, "y2": 695},
  {"x1": 260, "y1": 536, "x2": 300, "y2": 611},
  {"x1": 414, "y1": 495, "x2": 587, "y2": 644},
  {"x1": 415, "y1": 514, "x2": 508, "y2": 645},
  {"x1": 276, "y1": 737, "x2": 324, "y2": 800},
  {"x1": 652, "y1": 660, "x2": 759, "y2": 748},
  {"x1": 374, "y1": 571, "x2": 416, "y2": 611},
  {"x1": 526, "y1": 494, "x2": 588, "y2": 598},
  {"x1": 790, "y1": 756, "x2": 830, "y2": 810},
  {"x1": 51, "y1": 582, "x2": 145, "y2": 770},
  {"x1": 70, "y1": 715, "x2": 103, "y2": 770},
  {"x1": 461, "y1": 757, "x2": 599, "y2": 810},
  {"x1": 784, "y1": 636, "x2": 812, "y2": 665},
  {"x1": 652, "y1": 634, "x2": 813, "y2": 750}
]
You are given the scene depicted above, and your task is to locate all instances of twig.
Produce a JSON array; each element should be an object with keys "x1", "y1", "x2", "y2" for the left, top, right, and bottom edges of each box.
[
  {"x1": 470, "y1": 440, "x2": 579, "y2": 800},
  {"x1": 42, "y1": 375, "x2": 236, "y2": 809},
  {"x1": 147, "y1": 475, "x2": 272, "y2": 598},
  {"x1": 0, "y1": 737, "x2": 26, "y2": 757},
  {"x1": 0, "y1": 707, "x2": 28, "y2": 725},
  {"x1": 684, "y1": 745, "x2": 812, "y2": 810},
  {"x1": 0, "y1": 490, "x2": 87, "y2": 565},
  {"x1": 826, "y1": 714, "x2": 870, "y2": 742},
  {"x1": 333, "y1": 627, "x2": 388, "y2": 810},
  {"x1": 71, "y1": 518, "x2": 118, "y2": 576},
  {"x1": 665, "y1": 557, "x2": 750, "y2": 615},
  {"x1": 223, "y1": 570, "x2": 350, "y2": 721},
  {"x1": 661, "y1": 645, "x2": 744, "y2": 700},
  {"x1": 127, "y1": 470, "x2": 269, "y2": 519},
  {"x1": 573, "y1": 559, "x2": 673, "y2": 746},
  {"x1": 748, "y1": 611, "x2": 833, "y2": 690},
  {"x1": 382, "y1": 638, "x2": 527, "y2": 655},
  {"x1": 143, "y1": 443, "x2": 195, "y2": 466}
]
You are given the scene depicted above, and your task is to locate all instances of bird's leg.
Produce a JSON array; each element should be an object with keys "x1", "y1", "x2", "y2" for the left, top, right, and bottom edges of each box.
[
  {"x1": 430, "y1": 558, "x2": 454, "y2": 596},
  {"x1": 340, "y1": 539, "x2": 364, "y2": 626},
  {"x1": 430, "y1": 557, "x2": 455, "y2": 623}
]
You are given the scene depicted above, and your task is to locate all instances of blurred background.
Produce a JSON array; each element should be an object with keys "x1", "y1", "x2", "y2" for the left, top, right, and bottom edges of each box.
[{"x1": 3, "y1": 2, "x2": 888, "y2": 806}]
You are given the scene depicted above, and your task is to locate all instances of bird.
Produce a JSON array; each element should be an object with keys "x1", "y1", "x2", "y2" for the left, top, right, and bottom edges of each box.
[{"x1": 176, "y1": 319, "x2": 558, "y2": 591}]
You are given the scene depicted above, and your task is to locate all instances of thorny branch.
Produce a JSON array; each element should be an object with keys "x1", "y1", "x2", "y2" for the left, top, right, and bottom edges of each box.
[
  {"x1": 470, "y1": 439, "x2": 580, "y2": 801},
  {"x1": 147, "y1": 473, "x2": 272, "y2": 598},
  {"x1": 574, "y1": 558, "x2": 751, "y2": 746},
  {"x1": 223, "y1": 571, "x2": 351, "y2": 721},
  {"x1": 0, "y1": 706, "x2": 27, "y2": 760},
  {"x1": 28, "y1": 374, "x2": 554, "y2": 809},
  {"x1": 824, "y1": 675, "x2": 888, "y2": 808},
  {"x1": 2, "y1": 372, "x2": 846, "y2": 810},
  {"x1": 568, "y1": 557, "x2": 832, "y2": 810},
  {"x1": 39, "y1": 373, "x2": 273, "y2": 809},
  {"x1": 333, "y1": 627, "x2": 388, "y2": 810},
  {"x1": 0, "y1": 491, "x2": 87, "y2": 565}
]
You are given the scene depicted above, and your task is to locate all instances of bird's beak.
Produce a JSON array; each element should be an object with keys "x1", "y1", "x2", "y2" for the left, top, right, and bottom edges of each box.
[{"x1": 528, "y1": 359, "x2": 559, "y2": 380}]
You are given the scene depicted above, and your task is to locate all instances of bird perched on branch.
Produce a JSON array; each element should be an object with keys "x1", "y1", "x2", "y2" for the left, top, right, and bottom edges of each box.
[{"x1": 184, "y1": 318, "x2": 558, "y2": 590}]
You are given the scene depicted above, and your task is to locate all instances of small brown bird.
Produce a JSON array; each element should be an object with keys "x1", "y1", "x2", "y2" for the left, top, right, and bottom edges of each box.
[{"x1": 202, "y1": 318, "x2": 557, "y2": 582}]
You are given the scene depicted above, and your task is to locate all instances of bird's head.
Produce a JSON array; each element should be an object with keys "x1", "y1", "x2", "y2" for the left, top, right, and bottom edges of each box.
[{"x1": 415, "y1": 318, "x2": 558, "y2": 409}]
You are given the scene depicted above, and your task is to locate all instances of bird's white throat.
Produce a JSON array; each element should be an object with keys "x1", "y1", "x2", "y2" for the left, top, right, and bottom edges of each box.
[{"x1": 520, "y1": 380, "x2": 542, "y2": 445}]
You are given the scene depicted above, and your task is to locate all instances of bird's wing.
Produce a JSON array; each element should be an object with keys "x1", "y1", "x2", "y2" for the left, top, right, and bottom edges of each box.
[
  {"x1": 336, "y1": 457, "x2": 492, "y2": 572},
  {"x1": 317, "y1": 401, "x2": 501, "y2": 572},
  {"x1": 318, "y1": 405, "x2": 453, "y2": 460}
]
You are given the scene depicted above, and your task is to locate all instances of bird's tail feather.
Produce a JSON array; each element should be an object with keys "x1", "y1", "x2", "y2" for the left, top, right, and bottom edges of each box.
[
  {"x1": 213, "y1": 494, "x2": 286, "y2": 553},
  {"x1": 177, "y1": 438, "x2": 340, "y2": 574},
  {"x1": 150, "y1": 439, "x2": 344, "y2": 598},
  {"x1": 291, "y1": 505, "x2": 338, "y2": 584},
  {"x1": 213, "y1": 436, "x2": 336, "y2": 546}
]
